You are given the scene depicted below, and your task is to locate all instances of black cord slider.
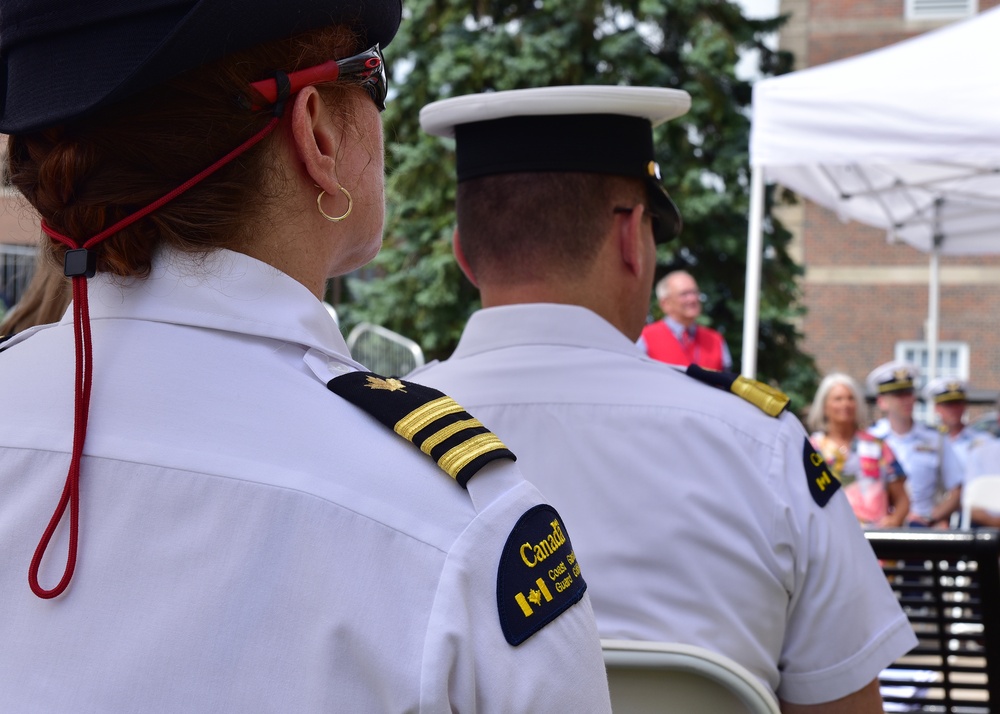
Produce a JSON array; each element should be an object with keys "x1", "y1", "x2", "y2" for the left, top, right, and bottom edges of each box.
[{"x1": 64, "y1": 248, "x2": 97, "y2": 278}]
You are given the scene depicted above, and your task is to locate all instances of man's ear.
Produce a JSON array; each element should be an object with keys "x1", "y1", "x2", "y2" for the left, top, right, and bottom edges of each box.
[
  {"x1": 618, "y1": 205, "x2": 646, "y2": 278},
  {"x1": 289, "y1": 86, "x2": 341, "y2": 190},
  {"x1": 453, "y1": 229, "x2": 479, "y2": 287}
]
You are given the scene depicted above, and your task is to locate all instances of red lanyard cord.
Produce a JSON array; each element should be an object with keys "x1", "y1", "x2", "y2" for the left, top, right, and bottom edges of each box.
[{"x1": 29, "y1": 114, "x2": 281, "y2": 599}]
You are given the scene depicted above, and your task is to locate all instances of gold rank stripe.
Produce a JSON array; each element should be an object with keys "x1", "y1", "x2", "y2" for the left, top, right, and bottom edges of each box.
[
  {"x1": 394, "y1": 396, "x2": 465, "y2": 441},
  {"x1": 936, "y1": 393, "x2": 965, "y2": 403},
  {"x1": 878, "y1": 380, "x2": 913, "y2": 393},
  {"x1": 731, "y1": 376, "x2": 789, "y2": 417},
  {"x1": 419, "y1": 417, "x2": 485, "y2": 456},
  {"x1": 437, "y1": 432, "x2": 509, "y2": 481}
]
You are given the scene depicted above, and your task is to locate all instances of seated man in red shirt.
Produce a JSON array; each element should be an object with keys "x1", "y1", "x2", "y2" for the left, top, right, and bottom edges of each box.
[{"x1": 639, "y1": 270, "x2": 731, "y2": 370}]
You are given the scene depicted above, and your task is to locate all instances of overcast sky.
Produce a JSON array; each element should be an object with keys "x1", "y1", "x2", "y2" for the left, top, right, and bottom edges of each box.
[
  {"x1": 732, "y1": 0, "x2": 781, "y2": 78},
  {"x1": 736, "y1": 0, "x2": 780, "y2": 19}
]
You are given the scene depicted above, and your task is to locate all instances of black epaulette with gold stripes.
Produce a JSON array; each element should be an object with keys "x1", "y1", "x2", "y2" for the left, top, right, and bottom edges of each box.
[
  {"x1": 684, "y1": 364, "x2": 789, "y2": 417},
  {"x1": 327, "y1": 371, "x2": 515, "y2": 487}
]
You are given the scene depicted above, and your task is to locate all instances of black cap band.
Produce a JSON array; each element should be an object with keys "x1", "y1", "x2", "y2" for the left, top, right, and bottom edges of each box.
[{"x1": 455, "y1": 114, "x2": 655, "y2": 182}]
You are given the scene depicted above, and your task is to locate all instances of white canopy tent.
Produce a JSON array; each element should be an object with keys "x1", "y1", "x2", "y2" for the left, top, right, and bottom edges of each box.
[{"x1": 743, "y1": 6, "x2": 1000, "y2": 380}]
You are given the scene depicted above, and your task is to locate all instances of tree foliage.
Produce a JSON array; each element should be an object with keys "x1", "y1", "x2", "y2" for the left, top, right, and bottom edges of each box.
[{"x1": 339, "y1": 0, "x2": 819, "y2": 411}]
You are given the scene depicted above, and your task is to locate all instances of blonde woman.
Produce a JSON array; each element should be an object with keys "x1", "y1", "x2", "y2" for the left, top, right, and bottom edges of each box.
[{"x1": 808, "y1": 373, "x2": 909, "y2": 527}]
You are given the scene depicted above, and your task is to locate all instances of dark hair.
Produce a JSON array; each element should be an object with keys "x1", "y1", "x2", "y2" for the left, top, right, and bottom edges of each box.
[
  {"x1": 456, "y1": 172, "x2": 644, "y2": 284},
  {"x1": 6, "y1": 25, "x2": 364, "y2": 278}
]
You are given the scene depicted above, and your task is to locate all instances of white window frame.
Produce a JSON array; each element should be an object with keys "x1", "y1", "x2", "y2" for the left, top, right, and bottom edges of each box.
[{"x1": 905, "y1": 0, "x2": 977, "y2": 20}]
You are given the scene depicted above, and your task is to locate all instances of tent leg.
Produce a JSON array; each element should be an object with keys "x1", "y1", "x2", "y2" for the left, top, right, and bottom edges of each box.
[
  {"x1": 742, "y1": 166, "x2": 765, "y2": 379},
  {"x1": 927, "y1": 243, "x2": 940, "y2": 385},
  {"x1": 926, "y1": 200, "x2": 943, "y2": 390}
]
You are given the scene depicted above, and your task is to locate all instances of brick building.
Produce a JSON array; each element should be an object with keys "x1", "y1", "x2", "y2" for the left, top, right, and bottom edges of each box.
[{"x1": 775, "y1": 0, "x2": 1000, "y2": 418}]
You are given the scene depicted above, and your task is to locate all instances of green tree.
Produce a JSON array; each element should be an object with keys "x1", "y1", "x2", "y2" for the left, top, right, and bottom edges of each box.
[{"x1": 340, "y1": 0, "x2": 819, "y2": 411}]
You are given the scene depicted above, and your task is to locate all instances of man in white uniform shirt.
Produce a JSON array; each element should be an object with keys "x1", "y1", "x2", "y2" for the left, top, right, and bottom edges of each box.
[
  {"x1": 964, "y1": 409, "x2": 1000, "y2": 526},
  {"x1": 411, "y1": 85, "x2": 916, "y2": 713},
  {"x1": 868, "y1": 362, "x2": 965, "y2": 527},
  {"x1": 924, "y1": 377, "x2": 995, "y2": 470}
]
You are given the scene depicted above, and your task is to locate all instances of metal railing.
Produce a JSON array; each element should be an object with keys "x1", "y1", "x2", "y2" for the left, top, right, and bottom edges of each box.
[{"x1": 345, "y1": 322, "x2": 425, "y2": 378}]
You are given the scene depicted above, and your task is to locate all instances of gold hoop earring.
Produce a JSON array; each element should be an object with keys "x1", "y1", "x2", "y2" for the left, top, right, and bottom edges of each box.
[{"x1": 317, "y1": 185, "x2": 353, "y2": 222}]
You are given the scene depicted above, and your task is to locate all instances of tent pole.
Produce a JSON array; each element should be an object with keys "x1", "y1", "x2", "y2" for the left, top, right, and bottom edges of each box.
[
  {"x1": 742, "y1": 166, "x2": 765, "y2": 378},
  {"x1": 927, "y1": 199, "x2": 943, "y2": 387},
  {"x1": 928, "y1": 246, "x2": 939, "y2": 380}
]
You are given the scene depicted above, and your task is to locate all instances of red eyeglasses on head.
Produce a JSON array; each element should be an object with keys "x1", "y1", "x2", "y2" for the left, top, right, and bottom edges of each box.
[{"x1": 247, "y1": 44, "x2": 388, "y2": 112}]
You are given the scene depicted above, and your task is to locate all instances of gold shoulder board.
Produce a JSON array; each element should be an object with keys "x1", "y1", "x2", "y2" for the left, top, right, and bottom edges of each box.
[
  {"x1": 327, "y1": 371, "x2": 515, "y2": 487},
  {"x1": 684, "y1": 364, "x2": 789, "y2": 418}
]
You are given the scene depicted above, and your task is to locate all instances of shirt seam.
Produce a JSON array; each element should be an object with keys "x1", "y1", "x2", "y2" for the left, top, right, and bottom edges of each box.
[{"x1": 1, "y1": 444, "x2": 452, "y2": 555}]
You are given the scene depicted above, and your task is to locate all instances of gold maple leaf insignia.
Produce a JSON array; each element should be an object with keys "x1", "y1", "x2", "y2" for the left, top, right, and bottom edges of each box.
[
  {"x1": 528, "y1": 589, "x2": 542, "y2": 606},
  {"x1": 365, "y1": 375, "x2": 407, "y2": 392}
]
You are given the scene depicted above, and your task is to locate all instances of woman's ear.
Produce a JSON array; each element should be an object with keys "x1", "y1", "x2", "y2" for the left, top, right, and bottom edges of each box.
[
  {"x1": 289, "y1": 86, "x2": 341, "y2": 190},
  {"x1": 453, "y1": 229, "x2": 478, "y2": 287}
]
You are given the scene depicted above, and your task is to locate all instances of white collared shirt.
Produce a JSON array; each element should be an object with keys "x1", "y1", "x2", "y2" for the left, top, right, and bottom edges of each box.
[
  {"x1": 965, "y1": 438, "x2": 1000, "y2": 482},
  {"x1": 0, "y1": 249, "x2": 610, "y2": 713},
  {"x1": 951, "y1": 427, "x2": 997, "y2": 470},
  {"x1": 410, "y1": 302, "x2": 916, "y2": 706}
]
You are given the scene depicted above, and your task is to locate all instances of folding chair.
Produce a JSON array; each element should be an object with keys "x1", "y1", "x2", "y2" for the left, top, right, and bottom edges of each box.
[{"x1": 601, "y1": 639, "x2": 780, "y2": 714}]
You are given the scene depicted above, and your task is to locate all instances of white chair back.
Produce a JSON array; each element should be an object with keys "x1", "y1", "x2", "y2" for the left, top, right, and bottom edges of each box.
[
  {"x1": 345, "y1": 322, "x2": 425, "y2": 378},
  {"x1": 602, "y1": 640, "x2": 780, "y2": 714},
  {"x1": 961, "y1": 474, "x2": 1000, "y2": 528}
]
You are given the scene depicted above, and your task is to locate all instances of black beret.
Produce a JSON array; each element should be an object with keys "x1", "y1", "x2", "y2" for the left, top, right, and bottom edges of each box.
[{"x1": 0, "y1": 0, "x2": 402, "y2": 132}]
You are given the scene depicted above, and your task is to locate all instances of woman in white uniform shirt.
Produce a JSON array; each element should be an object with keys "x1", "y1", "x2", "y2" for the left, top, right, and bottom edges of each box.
[{"x1": 0, "y1": 1, "x2": 610, "y2": 711}]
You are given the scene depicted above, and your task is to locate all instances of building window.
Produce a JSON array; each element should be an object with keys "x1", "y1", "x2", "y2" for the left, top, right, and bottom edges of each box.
[
  {"x1": 905, "y1": 0, "x2": 977, "y2": 20},
  {"x1": 0, "y1": 243, "x2": 38, "y2": 317},
  {"x1": 895, "y1": 340, "x2": 969, "y2": 421}
]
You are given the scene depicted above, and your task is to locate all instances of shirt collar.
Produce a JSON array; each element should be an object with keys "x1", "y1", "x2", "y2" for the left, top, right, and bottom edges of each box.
[
  {"x1": 872, "y1": 417, "x2": 932, "y2": 441},
  {"x1": 664, "y1": 315, "x2": 696, "y2": 339},
  {"x1": 85, "y1": 245, "x2": 354, "y2": 361},
  {"x1": 451, "y1": 303, "x2": 645, "y2": 360},
  {"x1": 952, "y1": 428, "x2": 974, "y2": 444}
]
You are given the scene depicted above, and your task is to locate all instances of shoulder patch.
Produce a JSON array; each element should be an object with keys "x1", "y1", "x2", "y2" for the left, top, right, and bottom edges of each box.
[
  {"x1": 685, "y1": 364, "x2": 789, "y2": 417},
  {"x1": 803, "y1": 438, "x2": 842, "y2": 507},
  {"x1": 497, "y1": 504, "x2": 587, "y2": 646},
  {"x1": 327, "y1": 371, "x2": 515, "y2": 487}
]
